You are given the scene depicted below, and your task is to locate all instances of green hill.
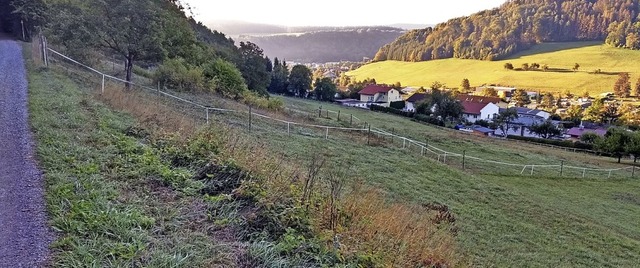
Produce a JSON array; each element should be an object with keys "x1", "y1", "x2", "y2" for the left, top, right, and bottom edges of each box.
[
  {"x1": 374, "y1": 0, "x2": 639, "y2": 62},
  {"x1": 347, "y1": 42, "x2": 640, "y2": 94}
]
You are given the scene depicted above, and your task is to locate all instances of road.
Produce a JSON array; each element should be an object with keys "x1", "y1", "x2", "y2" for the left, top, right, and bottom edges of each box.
[{"x1": 0, "y1": 37, "x2": 51, "y2": 267}]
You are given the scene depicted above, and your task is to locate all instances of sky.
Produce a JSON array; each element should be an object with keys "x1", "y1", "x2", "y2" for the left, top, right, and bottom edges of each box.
[{"x1": 182, "y1": 0, "x2": 508, "y2": 27}]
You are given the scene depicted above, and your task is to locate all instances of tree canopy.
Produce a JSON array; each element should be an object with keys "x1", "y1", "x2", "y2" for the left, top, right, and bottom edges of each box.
[
  {"x1": 288, "y1": 65, "x2": 313, "y2": 97},
  {"x1": 374, "y1": 0, "x2": 640, "y2": 62}
]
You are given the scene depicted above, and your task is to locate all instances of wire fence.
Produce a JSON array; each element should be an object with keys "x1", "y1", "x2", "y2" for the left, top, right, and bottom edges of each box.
[{"x1": 41, "y1": 42, "x2": 638, "y2": 180}]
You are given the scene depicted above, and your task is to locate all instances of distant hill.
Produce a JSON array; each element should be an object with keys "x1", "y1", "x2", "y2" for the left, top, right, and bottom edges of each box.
[
  {"x1": 349, "y1": 41, "x2": 640, "y2": 95},
  {"x1": 375, "y1": 0, "x2": 640, "y2": 62},
  {"x1": 205, "y1": 21, "x2": 406, "y2": 63},
  {"x1": 238, "y1": 27, "x2": 405, "y2": 63}
]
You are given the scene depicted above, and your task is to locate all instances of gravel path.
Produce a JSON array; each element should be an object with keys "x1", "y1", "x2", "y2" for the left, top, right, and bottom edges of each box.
[{"x1": 0, "y1": 38, "x2": 51, "y2": 267}]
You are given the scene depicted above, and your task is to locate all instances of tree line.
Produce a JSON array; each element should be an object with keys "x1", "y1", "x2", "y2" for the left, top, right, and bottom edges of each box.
[
  {"x1": 10, "y1": 0, "x2": 286, "y2": 107},
  {"x1": 374, "y1": 0, "x2": 640, "y2": 62}
]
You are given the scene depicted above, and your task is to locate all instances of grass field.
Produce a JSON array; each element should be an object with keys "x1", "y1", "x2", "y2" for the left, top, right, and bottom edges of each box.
[
  {"x1": 263, "y1": 97, "x2": 640, "y2": 266},
  {"x1": 347, "y1": 41, "x2": 640, "y2": 95},
  {"x1": 41, "y1": 46, "x2": 640, "y2": 266},
  {"x1": 150, "y1": 88, "x2": 640, "y2": 266}
]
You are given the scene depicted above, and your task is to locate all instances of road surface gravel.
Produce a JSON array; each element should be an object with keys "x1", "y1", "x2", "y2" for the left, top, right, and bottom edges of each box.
[{"x1": 0, "y1": 37, "x2": 51, "y2": 267}]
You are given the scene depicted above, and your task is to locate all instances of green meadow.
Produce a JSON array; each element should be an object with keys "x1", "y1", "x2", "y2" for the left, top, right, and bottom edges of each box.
[{"x1": 348, "y1": 42, "x2": 640, "y2": 95}]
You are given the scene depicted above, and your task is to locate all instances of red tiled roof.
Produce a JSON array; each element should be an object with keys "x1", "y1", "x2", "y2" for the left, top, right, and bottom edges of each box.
[
  {"x1": 406, "y1": 93, "x2": 427, "y2": 103},
  {"x1": 462, "y1": 102, "x2": 489, "y2": 115},
  {"x1": 358, "y1": 84, "x2": 394, "y2": 95},
  {"x1": 456, "y1": 94, "x2": 501, "y2": 104}
]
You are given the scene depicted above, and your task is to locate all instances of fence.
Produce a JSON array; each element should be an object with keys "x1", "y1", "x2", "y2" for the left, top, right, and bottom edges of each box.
[{"x1": 41, "y1": 43, "x2": 638, "y2": 180}]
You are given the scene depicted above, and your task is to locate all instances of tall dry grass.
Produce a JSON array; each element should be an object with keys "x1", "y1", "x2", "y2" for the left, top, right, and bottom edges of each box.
[
  {"x1": 333, "y1": 186, "x2": 460, "y2": 267},
  {"x1": 97, "y1": 84, "x2": 461, "y2": 267}
]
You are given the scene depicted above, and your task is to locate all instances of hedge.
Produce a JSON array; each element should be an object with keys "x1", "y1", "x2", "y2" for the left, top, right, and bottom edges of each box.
[
  {"x1": 370, "y1": 104, "x2": 414, "y2": 117},
  {"x1": 507, "y1": 135, "x2": 594, "y2": 150},
  {"x1": 414, "y1": 114, "x2": 446, "y2": 127}
]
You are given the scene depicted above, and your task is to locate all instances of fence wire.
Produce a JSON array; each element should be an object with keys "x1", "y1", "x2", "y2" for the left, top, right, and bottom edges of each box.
[{"x1": 45, "y1": 46, "x2": 638, "y2": 180}]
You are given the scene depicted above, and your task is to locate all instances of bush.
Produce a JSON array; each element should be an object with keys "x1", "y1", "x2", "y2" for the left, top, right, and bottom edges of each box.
[
  {"x1": 155, "y1": 58, "x2": 205, "y2": 91},
  {"x1": 389, "y1": 101, "x2": 405, "y2": 110},
  {"x1": 507, "y1": 135, "x2": 594, "y2": 150},
  {"x1": 241, "y1": 91, "x2": 284, "y2": 111},
  {"x1": 414, "y1": 114, "x2": 445, "y2": 127},
  {"x1": 370, "y1": 104, "x2": 414, "y2": 117}
]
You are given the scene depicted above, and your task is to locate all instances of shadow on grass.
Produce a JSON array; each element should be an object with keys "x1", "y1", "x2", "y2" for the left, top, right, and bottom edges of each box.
[{"x1": 506, "y1": 41, "x2": 603, "y2": 59}]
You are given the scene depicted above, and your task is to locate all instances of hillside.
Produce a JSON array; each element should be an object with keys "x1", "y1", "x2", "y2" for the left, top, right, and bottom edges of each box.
[
  {"x1": 348, "y1": 41, "x2": 640, "y2": 94},
  {"x1": 374, "y1": 0, "x2": 640, "y2": 62},
  {"x1": 238, "y1": 27, "x2": 404, "y2": 63}
]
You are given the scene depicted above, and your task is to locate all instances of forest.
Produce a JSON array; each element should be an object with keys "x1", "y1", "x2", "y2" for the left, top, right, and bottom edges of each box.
[{"x1": 374, "y1": 0, "x2": 640, "y2": 62}]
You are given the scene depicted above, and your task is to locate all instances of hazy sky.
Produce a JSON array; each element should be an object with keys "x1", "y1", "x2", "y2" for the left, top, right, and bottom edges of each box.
[{"x1": 183, "y1": 0, "x2": 508, "y2": 26}]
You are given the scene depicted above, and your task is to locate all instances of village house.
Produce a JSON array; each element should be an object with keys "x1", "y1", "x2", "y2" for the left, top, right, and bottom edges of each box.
[
  {"x1": 457, "y1": 94, "x2": 501, "y2": 123},
  {"x1": 403, "y1": 93, "x2": 427, "y2": 112},
  {"x1": 565, "y1": 122, "x2": 609, "y2": 141},
  {"x1": 358, "y1": 84, "x2": 402, "y2": 108}
]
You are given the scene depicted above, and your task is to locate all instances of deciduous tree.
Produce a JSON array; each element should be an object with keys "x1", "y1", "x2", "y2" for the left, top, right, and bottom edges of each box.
[
  {"x1": 511, "y1": 89, "x2": 530, "y2": 107},
  {"x1": 288, "y1": 65, "x2": 313, "y2": 97},
  {"x1": 596, "y1": 128, "x2": 632, "y2": 163},
  {"x1": 494, "y1": 108, "x2": 519, "y2": 137},
  {"x1": 239, "y1": 41, "x2": 271, "y2": 96},
  {"x1": 313, "y1": 77, "x2": 337, "y2": 101},
  {"x1": 461, "y1": 78, "x2": 471, "y2": 91},
  {"x1": 613, "y1": 72, "x2": 631, "y2": 97},
  {"x1": 529, "y1": 121, "x2": 562, "y2": 139}
]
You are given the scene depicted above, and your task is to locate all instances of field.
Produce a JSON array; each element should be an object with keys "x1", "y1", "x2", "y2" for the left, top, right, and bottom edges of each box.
[
  {"x1": 40, "y1": 47, "x2": 640, "y2": 266},
  {"x1": 243, "y1": 97, "x2": 640, "y2": 267},
  {"x1": 347, "y1": 41, "x2": 640, "y2": 95},
  {"x1": 142, "y1": 87, "x2": 640, "y2": 266}
]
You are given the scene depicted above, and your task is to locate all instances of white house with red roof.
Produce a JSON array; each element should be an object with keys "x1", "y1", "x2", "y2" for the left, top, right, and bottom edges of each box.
[
  {"x1": 457, "y1": 94, "x2": 500, "y2": 123},
  {"x1": 358, "y1": 84, "x2": 402, "y2": 107}
]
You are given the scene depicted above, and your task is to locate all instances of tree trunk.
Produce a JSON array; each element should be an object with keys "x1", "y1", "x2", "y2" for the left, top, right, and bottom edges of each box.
[
  {"x1": 618, "y1": 155, "x2": 622, "y2": 163},
  {"x1": 125, "y1": 54, "x2": 133, "y2": 89}
]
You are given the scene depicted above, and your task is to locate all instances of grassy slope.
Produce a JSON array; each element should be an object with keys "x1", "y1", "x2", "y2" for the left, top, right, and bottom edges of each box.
[
  {"x1": 347, "y1": 42, "x2": 640, "y2": 94},
  {"x1": 262, "y1": 97, "x2": 640, "y2": 267},
  {"x1": 27, "y1": 60, "x2": 235, "y2": 266},
  {"x1": 31, "y1": 45, "x2": 640, "y2": 265}
]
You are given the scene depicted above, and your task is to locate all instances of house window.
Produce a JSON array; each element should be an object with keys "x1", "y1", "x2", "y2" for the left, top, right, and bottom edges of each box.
[
  {"x1": 368, "y1": 96, "x2": 373, "y2": 101},
  {"x1": 473, "y1": 115, "x2": 478, "y2": 119}
]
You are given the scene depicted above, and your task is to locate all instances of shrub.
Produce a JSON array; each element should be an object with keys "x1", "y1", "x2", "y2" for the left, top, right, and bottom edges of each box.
[
  {"x1": 203, "y1": 58, "x2": 248, "y2": 98},
  {"x1": 370, "y1": 104, "x2": 414, "y2": 117},
  {"x1": 507, "y1": 135, "x2": 594, "y2": 150},
  {"x1": 414, "y1": 114, "x2": 445, "y2": 127},
  {"x1": 241, "y1": 91, "x2": 284, "y2": 111},
  {"x1": 389, "y1": 100, "x2": 405, "y2": 110},
  {"x1": 154, "y1": 58, "x2": 205, "y2": 91}
]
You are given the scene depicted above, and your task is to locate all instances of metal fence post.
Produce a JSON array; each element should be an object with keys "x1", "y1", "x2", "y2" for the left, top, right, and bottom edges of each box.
[
  {"x1": 531, "y1": 165, "x2": 534, "y2": 176},
  {"x1": 101, "y1": 74, "x2": 105, "y2": 94},
  {"x1": 632, "y1": 166, "x2": 636, "y2": 178},
  {"x1": 205, "y1": 108, "x2": 209, "y2": 124},
  {"x1": 462, "y1": 150, "x2": 466, "y2": 170},
  {"x1": 338, "y1": 110, "x2": 340, "y2": 121},
  {"x1": 326, "y1": 127, "x2": 329, "y2": 139},
  {"x1": 287, "y1": 122, "x2": 291, "y2": 135},
  {"x1": 249, "y1": 105, "x2": 252, "y2": 131},
  {"x1": 560, "y1": 161, "x2": 564, "y2": 176},
  {"x1": 350, "y1": 114, "x2": 353, "y2": 126},
  {"x1": 367, "y1": 124, "x2": 371, "y2": 145}
]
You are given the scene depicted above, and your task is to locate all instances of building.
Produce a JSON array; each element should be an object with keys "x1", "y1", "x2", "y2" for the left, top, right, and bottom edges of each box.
[
  {"x1": 358, "y1": 84, "x2": 402, "y2": 107},
  {"x1": 566, "y1": 127, "x2": 608, "y2": 141},
  {"x1": 404, "y1": 93, "x2": 427, "y2": 112},
  {"x1": 475, "y1": 86, "x2": 517, "y2": 99},
  {"x1": 334, "y1": 98, "x2": 368, "y2": 108},
  {"x1": 512, "y1": 107, "x2": 551, "y2": 120},
  {"x1": 457, "y1": 94, "x2": 500, "y2": 123}
]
